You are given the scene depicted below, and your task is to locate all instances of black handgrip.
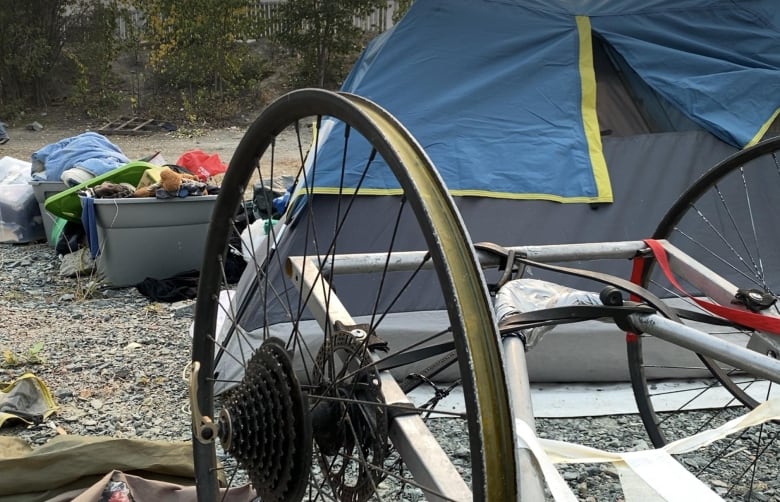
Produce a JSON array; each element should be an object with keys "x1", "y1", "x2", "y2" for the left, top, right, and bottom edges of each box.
[{"x1": 600, "y1": 286, "x2": 624, "y2": 306}]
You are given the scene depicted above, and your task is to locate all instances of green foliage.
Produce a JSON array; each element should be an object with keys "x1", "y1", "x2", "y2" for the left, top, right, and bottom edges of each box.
[
  {"x1": 138, "y1": 0, "x2": 267, "y2": 123},
  {"x1": 272, "y1": 0, "x2": 388, "y2": 88},
  {"x1": 2, "y1": 342, "x2": 45, "y2": 367},
  {"x1": 62, "y1": 1, "x2": 127, "y2": 119},
  {"x1": 0, "y1": 0, "x2": 131, "y2": 119},
  {"x1": 392, "y1": 0, "x2": 415, "y2": 23},
  {"x1": 0, "y1": 0, "x2": 394, "y2": 124},
  {"x1": 0, "y1": 0, "x2": 69, "y2": 112}
]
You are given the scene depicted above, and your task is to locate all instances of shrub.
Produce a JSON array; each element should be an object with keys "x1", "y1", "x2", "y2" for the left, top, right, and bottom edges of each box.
[
  {"x1": 271, "y1": 0, "x2": 388, "y2": 89},
  {"x1": 138, "y1": 0, "x2": 268, "y2": 123}
]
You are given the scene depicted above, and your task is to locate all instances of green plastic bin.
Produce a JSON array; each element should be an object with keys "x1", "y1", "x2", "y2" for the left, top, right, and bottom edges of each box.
[{"x1": 44, "y1": 161, "x2": 158, "y2": 222}]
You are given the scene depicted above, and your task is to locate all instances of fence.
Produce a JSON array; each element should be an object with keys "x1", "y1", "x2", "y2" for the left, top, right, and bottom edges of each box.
[
  {"x1": 249, "y1": 0, "x2": 398, "y2": 38},
  {"x1": 119, "y1": 1, "x2": 398, "y2": 41}
]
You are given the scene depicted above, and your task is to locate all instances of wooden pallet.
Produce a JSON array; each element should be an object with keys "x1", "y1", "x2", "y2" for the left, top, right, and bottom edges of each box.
[{"x1": 98, "y1": 117, "x2": 170, "y2": 136}]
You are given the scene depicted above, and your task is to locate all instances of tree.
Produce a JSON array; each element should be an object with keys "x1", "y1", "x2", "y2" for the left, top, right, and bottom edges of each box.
[
  {"x1": 138, "y1": 0, "x2": 266, "y2": 121},
  {"x1": 392, "y1": 0, "x2": 414, "y2": 23},
  {"x1": 0, "y1": 1, "x2": 69, "y2": 111},
  {"x1": 272, "y1": 0, "x2": 388, "y2": 88},
  {"x1": 63, "y1": 0, "x2": 127, "y2": 118},
  {"x1": 0, "y1": 0, "x2": 130, "y2": 118}
]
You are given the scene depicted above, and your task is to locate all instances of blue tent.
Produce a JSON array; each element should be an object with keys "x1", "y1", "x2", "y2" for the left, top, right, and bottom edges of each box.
[
  {"x1": 222, "y1": 0, "x2": 780, "y2": 385},
  {"x1": 311, "y1": 0, "x2": 780, "y2": 203}
]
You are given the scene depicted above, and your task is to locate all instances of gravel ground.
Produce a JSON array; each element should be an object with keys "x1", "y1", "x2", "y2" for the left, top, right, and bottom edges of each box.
[
  {"x1": 0, "y1": 242, "x2": 193, "y2": 445},
  {"x1": 0, "y1": 241, "x2": 636, "y2": 501},
  {"x1": 1, "y1": 239, "x2": 778, "y2": 501},
  {"x1": 0, "y1": 114, "x2": 300, "y2": 454},
  {"x1": 0, "y1": 121, "x2": 250, "y2": 167},
  {"x1": 0, "y1": 120, "x2": 775, "y2": 501}
]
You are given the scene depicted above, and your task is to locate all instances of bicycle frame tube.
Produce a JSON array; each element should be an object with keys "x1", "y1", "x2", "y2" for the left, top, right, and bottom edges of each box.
[
  {"x1": 288, "y1": 238, "x2": 780, "y2": 499},
  {"x1": 628, "y1": 313, "x2": 780, "y2": 384},
  {"x1": 319, "y1": 239, "x2": 780, "y2": 382},
  {"x1": 320, "y1": 240, "x2": 648, "y2": 275},
  {"x1": 288, "y1": 256, "x2": 473, "y2": 501}
]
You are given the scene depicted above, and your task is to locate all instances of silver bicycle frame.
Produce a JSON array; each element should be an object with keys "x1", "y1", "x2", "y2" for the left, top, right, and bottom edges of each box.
[{"x1": 287, "y1": 238, "x2": 780, "y2": 500}]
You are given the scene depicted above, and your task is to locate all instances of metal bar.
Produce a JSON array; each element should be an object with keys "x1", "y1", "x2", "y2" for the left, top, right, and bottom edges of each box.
[
  {"x1": 662, "y1": 241, "x2": 740, "y2": 308},
  {"x1": 323, "y1": 240, "x2": 649, "y2": 275},
  {"x1": 380, "y1": 372, "x2": 472, "y2": 502},
  {"x1": 495, "y1": 240, "x2": 648, "y2": 264},
  {"x1": 629, "y1": 313, "x2": 780, "y2": 383},
  {"x1": 660, "y1": 241, "x2": 780, "y2": 356},
  {"x1": 503, "y1": 336, "x2": 547, "y2": 500},
  {"x1": 323, "y1": 251, "x2": 435, "y2": 275},
  {"x1": 287, "y1": 257, "x2": 472, "y2": 501}
]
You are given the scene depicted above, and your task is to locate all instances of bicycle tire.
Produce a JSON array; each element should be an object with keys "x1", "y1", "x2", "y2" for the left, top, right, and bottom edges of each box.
[
  {"x1": 190, "y1": 89, "x2": 516, "y2": 501},
  {"x1": 628, "y1": 135, "x2": 780, "y2": 500}
]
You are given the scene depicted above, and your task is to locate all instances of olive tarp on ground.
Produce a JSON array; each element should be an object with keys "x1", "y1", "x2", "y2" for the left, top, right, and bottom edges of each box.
[
  {"x1": 0, "y1": 436, "x2": 194, "y2": 501},
  {"x1": 0, "y1": 435, "x2": 256, "y2": 501}
]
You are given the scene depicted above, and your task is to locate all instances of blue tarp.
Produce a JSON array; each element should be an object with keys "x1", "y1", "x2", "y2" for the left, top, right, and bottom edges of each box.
[
  {"x1": 311, "y1": 0, "x2": 780, "y2": 203},
  {"x1": 31, "y1": 132, "x2": 129, "y2": 183}
]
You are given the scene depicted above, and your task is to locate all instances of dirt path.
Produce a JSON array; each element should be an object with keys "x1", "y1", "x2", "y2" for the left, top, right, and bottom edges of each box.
[
  {"x1": 0, "y1": 115, "x2": 313, "y2": 185},
  {"x1": 0, "y1": 122, "x2": 250, "y2": 168}
]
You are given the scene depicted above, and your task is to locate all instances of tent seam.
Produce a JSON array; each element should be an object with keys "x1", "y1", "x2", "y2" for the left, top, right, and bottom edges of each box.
[
  {"x1": 576, "y1": 16, "x2": 613, "y2": 203},
  {"x1": 308, "y1": 186, "x2": 611, "y2": 203},
  {"x1": 746, "y1": 107, "x2": 780, "y2": 147}
]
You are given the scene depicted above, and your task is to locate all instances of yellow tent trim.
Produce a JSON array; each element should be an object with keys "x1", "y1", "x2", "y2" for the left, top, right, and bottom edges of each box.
[
  {"x1": 302, "y1": 20, "x2": 615, "y2": 205},
  {"x1": 305, "y1": 186, "x2": 613, "y2": 203},
  {"x1": 576, "y1": 16, "x2": 613, "y2": 203},
  {"x1": 746, "y1": 107, "x2": 780, "y2": 147},
  {"x1": 309, "y1": 187, "x2": 405, "y2": 196}
]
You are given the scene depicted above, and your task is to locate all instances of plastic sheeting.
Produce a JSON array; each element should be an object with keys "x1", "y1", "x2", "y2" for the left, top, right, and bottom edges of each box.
[
  {"x1": 0, "y1": 156, "x2": 45, "y2": 243},
  {"x1": 495, "y1": 278, "x2": 603, "y2": 348}
]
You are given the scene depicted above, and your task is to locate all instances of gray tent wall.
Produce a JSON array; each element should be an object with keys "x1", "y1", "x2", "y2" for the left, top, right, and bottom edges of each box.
[{"x1": 214, "y1": 0, "x2": 780, "y2": 389}]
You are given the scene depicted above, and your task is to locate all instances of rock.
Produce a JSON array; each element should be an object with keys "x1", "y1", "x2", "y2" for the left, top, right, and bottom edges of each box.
[
  {"x1": 59, "y1": 248, "x2": 96, "y2": 278},
  {"x1": 171, "y1": 300, "x2": 194, "y2": 318},
  {"x1": 56, "y1": 389, "x2": 74, "y2": 400}
]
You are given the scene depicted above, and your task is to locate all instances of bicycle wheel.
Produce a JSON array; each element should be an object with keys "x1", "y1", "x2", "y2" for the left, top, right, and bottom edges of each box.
[
  {"x1": 629, "y1": 135, "x2": 780, "y2": 500},
  {"x1": 190, "y1": 89, "x2": 516, "y2": 501}
]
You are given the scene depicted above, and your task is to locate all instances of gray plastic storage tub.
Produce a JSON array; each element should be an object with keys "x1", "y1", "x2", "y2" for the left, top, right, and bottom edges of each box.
[
  {"x1": 30, "y1": 180, "x2": 68, "y2": 246},
  {"x1": 91, "y1": 195, "x2": 218, "y2": 286}
]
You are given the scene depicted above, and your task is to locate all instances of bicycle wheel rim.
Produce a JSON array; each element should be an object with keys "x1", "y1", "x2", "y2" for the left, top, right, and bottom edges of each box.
[
  {"x1": 628, "y1": 135, "x2": 780, "y2": 499},
  {"x1": 191, "y1": 89, "x2": 516, "y2": 501}
]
